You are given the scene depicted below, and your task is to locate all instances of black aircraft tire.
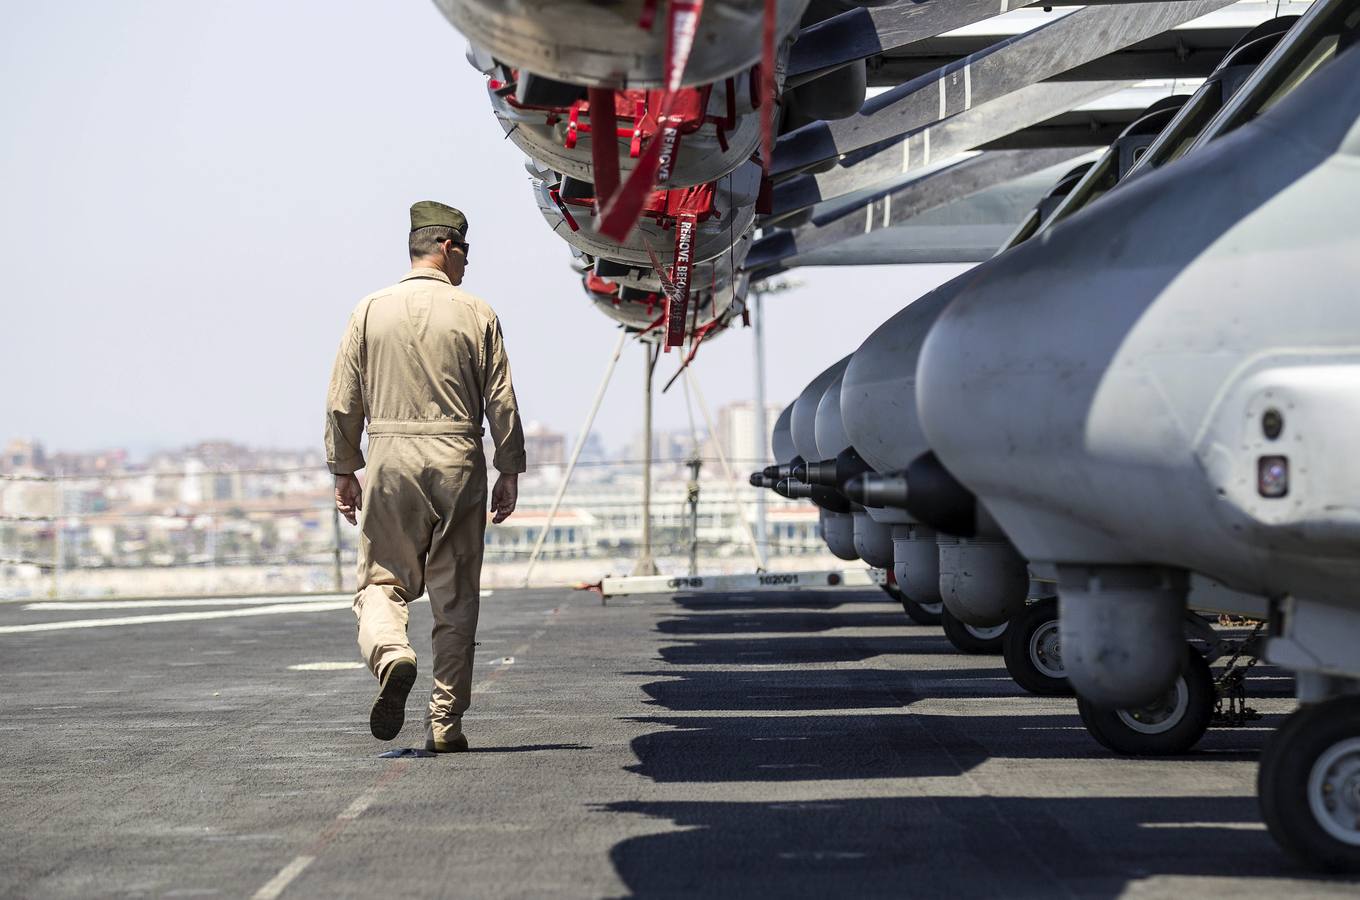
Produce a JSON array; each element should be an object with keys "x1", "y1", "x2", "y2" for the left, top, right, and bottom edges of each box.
[
  {"x1": 1077, "y1": 647, "x2": 1213, "y2": 756},
  {"x1": 900, "y1": 596, "x2": 944, "y2": 627},
  {"x1": 1258, "y1": 695, "x2": 1360, "y2": 873},
  {"x1": 1002, "y1": 598, "x2": 1072, "y2": 696},
  {"x1": 880, "y1": 584, "x2": 943, "y2": 626},
  {"x1": 941, "y1": 608, "x2": 1007, "y2": 654}
]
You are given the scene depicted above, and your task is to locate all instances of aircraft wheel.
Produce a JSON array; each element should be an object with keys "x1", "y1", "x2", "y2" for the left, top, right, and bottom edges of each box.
[
  {"x1": 1259, "y1": 695, "x2": 1360, "y2": 873},
  {"x1": 1077, "y1": 646, "x2": 1213, "y2": 756},
  {"x1": 880, "y1": 583, "x2": 943, "y2": 626},
  {"x1": 901, "y1": 596, "x2": 944, "y2": 627},
  {"x1": 941, "y1": 608, "x2": 1006, "y2": 654},
  {"x1": 1003, "y1": 597, "x2": 1072, "y2": 696}
]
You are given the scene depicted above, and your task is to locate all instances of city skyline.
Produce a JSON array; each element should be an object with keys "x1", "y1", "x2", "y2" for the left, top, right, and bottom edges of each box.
[
  {"x1": 0, "y1": 397, "x2": 787, "y2": 475},
  {"x1": 0, "y1": 411, "x2": 832, "y2": 600}
]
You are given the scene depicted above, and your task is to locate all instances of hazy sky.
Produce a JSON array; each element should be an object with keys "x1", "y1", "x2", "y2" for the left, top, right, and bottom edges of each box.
[{"x1": 0, "y1": 2, "x2": 968, "y2": 457}]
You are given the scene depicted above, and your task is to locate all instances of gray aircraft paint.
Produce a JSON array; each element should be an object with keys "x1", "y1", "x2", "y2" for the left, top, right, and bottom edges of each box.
[
  {"x1": 790, "y1": 357, "x2": 850, "y2": 465},
  {"x1": 812, "y1": 368, "x2": 894, "y2": 566},
  {"x1": 772, "y1": 162, "x2": 1088, "y2": 271},
  {"x1": 813, "y1": 370, "x2": 851, "y2": 463},
  {"x1": 772, "y1": 0, "x2": 1237, "y2": 176},
  {"x1": 789, "y1": 357, "x2": 856, "y2": 560},
  {"x1": 433, "y1": 0, "x2": 810, "y2": 89},
  {"x1": 917, "y1": 39, "x2": 1360, "y2": 701},
  {"x1": 771, "y1": 404, "x2": 797, "y2": 466},
  {"x1": 772, "y1": 80, "x2": 1127, "y2": 216},
  {"x1": 917, "y1": 41, "x2": 1360, "y2": 597},
  {"x1": 753, "y1": 148, "x2": 1090, "y2": 268}
]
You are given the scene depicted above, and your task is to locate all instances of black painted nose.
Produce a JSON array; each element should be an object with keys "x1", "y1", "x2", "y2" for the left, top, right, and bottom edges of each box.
[{"x1": 843, "y1": 472, "x2": 909, "y2": 508}]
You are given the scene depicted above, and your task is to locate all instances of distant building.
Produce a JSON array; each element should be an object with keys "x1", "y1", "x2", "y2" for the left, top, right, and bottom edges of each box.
[
  {"x1": 523, "y1": 421, "x2": 566, "y2": 469},
  {"x1": 716, "y1": 401, "x2": 784, "y2": 467},
  {"x1": 47, "y1": 447, "x2": 129, "y2": 477},
  {"x1": 624, "y1": 429, "x2": 700, "y2": 464},
  {"x1": 171, "y1": 441, "x2": 256, "y2": 471},
  {"x1": 155, "y1": 455, "x2": 243, "y2": 505},
  {"x1": 765, "y1": 506, "x2": 822, "y2": 554},
  {"x1": 577, "y1": 432, "x2": 606, "y2": 463},
  {"x1": 483, "y1": 508, "x2": 596, "y2": 560},
  {"x1": 2, "y1": 438, "x2": 47, "y2": 473}
]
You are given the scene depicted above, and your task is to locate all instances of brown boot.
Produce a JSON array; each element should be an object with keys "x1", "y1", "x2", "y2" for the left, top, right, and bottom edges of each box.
[
  {"x1": 369, "y1": 658, "x2": 417, "y2": 741},
  {"x1": 424, "y1": 734, "x2": 470, "y2": 753}
]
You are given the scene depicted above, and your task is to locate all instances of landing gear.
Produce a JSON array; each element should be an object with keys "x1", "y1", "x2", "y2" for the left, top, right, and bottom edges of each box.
[
  {"x1": 880, "y1": 577, "x2": 942, "y2": 626},
  {"x1": 900, "y1": 590, "x2": 944, "y2": 626},
  {"x1": 1259, "y1": 695, "x2": 1360, "y2": 873},
  {"x1": 1077, "y1": 647, "x2": 1214, "y2": 755},
  {"x1": 1002, "y1": 598, "x2": 1072, "y2": 696},
  {"x1": 941, "y1": 608, "x2": 1007, "y2": 654},
  {"x1": 1210, "y1": 621, "x2": 1265, "y2": 728}
]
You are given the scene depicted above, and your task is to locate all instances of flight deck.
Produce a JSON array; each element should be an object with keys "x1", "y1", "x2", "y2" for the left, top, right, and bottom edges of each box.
[
  {"x1": 1, "y1": 586, "x2": 1352, "y2": 898},
  {"x1": 5, "y1": 0, "x2": 1360, "y2": 891}
]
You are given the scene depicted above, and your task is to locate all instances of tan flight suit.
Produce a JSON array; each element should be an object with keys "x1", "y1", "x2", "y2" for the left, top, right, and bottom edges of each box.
[{"x1": 325, "y1": 266, "x2": 525, "y2": 744}]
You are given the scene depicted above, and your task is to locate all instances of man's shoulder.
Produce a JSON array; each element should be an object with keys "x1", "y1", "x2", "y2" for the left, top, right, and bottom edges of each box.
[
  {"x1": 351, "y1": 282, "x2": 400, "y2": 314},
  {"x1": 448, "y1": 286, "x2": 500, "y2": 323}
]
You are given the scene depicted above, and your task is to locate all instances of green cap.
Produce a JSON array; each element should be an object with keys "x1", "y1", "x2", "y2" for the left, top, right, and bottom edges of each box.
[{"x1": 410, "y1": 200, "x2": 468, "y2": 237}]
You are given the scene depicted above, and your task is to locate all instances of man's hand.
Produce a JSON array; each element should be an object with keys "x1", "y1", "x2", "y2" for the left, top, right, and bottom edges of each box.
[
  {"x1": 490, "y1": 473, "x2": 518, "y2": 524},
  {"x1": 335, "y1": 473, "x2": 363, "y2": 525}
]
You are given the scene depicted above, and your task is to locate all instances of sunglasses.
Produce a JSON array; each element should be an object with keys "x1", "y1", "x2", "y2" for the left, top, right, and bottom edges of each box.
[{"x1": 446, "y1": 238, "x2": 470, "y2": 260}]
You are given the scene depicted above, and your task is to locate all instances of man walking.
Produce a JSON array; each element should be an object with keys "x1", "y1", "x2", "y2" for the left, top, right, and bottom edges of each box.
[{"x1": 325, "y1": 201, "x2": 525, "y2": 752}]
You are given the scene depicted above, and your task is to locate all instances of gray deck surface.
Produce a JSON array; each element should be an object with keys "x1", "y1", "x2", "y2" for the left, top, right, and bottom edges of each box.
[{"x1": 1, "y1": 586, "x2": 1356, "y2": 898}]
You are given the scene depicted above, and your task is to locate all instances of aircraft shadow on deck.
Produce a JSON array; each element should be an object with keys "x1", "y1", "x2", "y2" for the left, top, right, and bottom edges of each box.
[
  {"x1": 669, "y1": 590, "x2": 886, "y2": 612},
  {"x1": 622, "y1": 712, "x2": 1075, "y2": 782},
  {"x1": 655, "y1": 609, "x2": 916, "y2": 635},
  {"x1": 657, "y1": 634, "x2": 958, "y2": 666},
  {"x1": 620, "y1": 709, "x2": 1280, "y2": 784},
  {"x1": 634, "y1": 666, "x2": 1028, "y2": 709},
  {"x1": 601, "y1": 795, "x2": 1349, "y2": 898}
]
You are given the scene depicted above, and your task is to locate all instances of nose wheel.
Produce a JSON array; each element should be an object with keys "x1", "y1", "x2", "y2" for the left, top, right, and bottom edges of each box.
[
  {"x1": 1259, "y1": 695, "x2": 1360, "y2": 873},
  {"x1": 880, "y1": 582, "x2": 943, "y2": 626},
  {"x1": 1076, "y1": 646, "x2": 1214, "y2": 755},
  {"x1": 1002, "y1": 597, "x2": 1072, "y2": 696},
  {"x1": 941, "y1": 608, "x2": 1007, "y2": 654}
]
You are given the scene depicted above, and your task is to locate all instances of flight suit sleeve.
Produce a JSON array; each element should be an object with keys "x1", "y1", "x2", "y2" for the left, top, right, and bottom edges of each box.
[
  {"x1": 325, "y1": 306, "x2": 368, "y2": 475},
  {"x1": 483, "y1": 315, "x2": 527, "y2": 474}
]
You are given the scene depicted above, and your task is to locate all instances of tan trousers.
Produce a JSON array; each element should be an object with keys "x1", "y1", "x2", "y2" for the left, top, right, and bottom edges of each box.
[{"x1": 353, "y1": 435, "x2": 487, "y2": 742}]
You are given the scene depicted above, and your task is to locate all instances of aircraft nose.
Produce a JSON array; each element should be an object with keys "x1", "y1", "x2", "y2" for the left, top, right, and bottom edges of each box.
[{"x1": 844, "y1": 472, "x2": 909, "y2": 508}]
